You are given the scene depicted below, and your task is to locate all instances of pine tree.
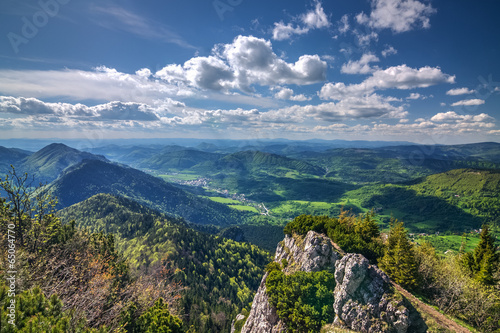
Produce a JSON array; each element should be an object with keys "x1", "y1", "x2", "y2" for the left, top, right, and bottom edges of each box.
[
  {"x1": 472, "y1": 225, "x2": 498, "y2": 285},
  {"x1": 379, "y1": 221, "x2": 418, "y2": 289}
]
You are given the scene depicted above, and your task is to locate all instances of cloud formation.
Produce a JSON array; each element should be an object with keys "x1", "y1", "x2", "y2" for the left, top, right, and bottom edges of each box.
[
  {"x1": 451, "y1": 99, "x2": 485, "y2": 107},
  {"x1": 356, "y1": 0, "x2": 436, "y2": 33},
  {"x1": 272, "y1": 1, "x2": 331, "y2": 40},
  {"x1": 320, "y1": 65, "x2": 455, "y2": 100},
  {"x1": 446, "y1": 87, "x2": 475, "y2": 96},
  {"x1": 341, "y1": 53, "x2": 380, "y2": 74},
  {"x1": 157, "y1": 35, "x2": 327, "y2": 92}
]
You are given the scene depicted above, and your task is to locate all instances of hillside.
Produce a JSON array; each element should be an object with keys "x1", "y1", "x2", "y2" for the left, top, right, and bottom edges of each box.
[
  {"x1": 411, "y1": 168, "x2": 500, "y2": 225},
  {"x1": 138, "y1": 149, "x2": 222, "y2": 171},
  {"x1": 19, "y1": 143, "x2": 108, "y2": 183},
  {"x1": 0, "y1": 146, "x2": 31, "y2": 174},
  {"x1": 49, "y1": 159, "x2": 250, "y2": 226},
  {"x1": 59, "y1": 193, "x2": 271, "y2": 332}
]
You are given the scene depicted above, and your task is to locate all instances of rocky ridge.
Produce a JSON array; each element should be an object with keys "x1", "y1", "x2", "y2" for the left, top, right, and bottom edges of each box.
[{"x1": 239, "y1": 231, "x2": 426, "y2": 333}]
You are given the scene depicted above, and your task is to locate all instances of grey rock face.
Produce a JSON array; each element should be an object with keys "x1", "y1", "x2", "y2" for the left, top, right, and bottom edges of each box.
[
  {"x1": 242, "y1": 231, "x2": 339, "y2": 333},
  {"x1": 333, "y1": 254, "x2": 410, "y2": 333},
  {"x1": 275, "y1": 230, "x2": 340, "y2": 273},
  {"x1": 242, "y1": 231, "x2": 414, "y2": 333}
]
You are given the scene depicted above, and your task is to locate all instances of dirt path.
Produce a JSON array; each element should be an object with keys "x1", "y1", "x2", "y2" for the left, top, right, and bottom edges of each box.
[{"x1": 392, "y1": 283, "x2": 472, "y2": 333}]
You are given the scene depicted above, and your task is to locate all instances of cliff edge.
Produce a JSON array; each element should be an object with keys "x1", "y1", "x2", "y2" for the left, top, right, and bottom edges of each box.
[{"x1": 240, "y1": 231, "x2": 427, "y2": 333}]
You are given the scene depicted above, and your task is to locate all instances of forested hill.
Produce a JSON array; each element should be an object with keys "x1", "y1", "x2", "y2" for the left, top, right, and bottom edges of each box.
[
  {"x1": 137, "y1": 149, "x2": 222, "y2": 171},
  {"x1": 410, "y1": 168, "x2": 500, "y2": 225},
  {"x1": 48, "y1": 159, "x2": 249, "y2": 226},
  {"x1": 210, "y1": 150, "x2": 325, "y2": 176},
  {"x1": 59, "y1": 193, "x2": 271, "y2": 332},
  {"x1": 20, "y1": 143, "x2": 108, "y2": 183},
  {"x1": 0, "y1": 146, "x2": 31, "y2": 173}
]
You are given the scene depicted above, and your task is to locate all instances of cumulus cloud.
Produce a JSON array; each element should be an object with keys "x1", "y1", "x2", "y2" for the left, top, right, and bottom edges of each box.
[
  {"x1": 446, "y1": 87, "x2": 475, "y2": 96},
  {"x1": 406, "y1": 92, "x2": 426, "y2": 100},
  {"x1": 272, "y1": 1, "x2": 331, "y2": 40},
  {"x1": 430, "y1": 111, "x2": 493, "y2": 123},
  {"x1": 273, "y1": 87, "x2": 311, "y2": 101},
  {"x1": 157, "y1": 35, "x2": 327, "y2": 92},
  {"x1": 365, "y1": 65, "x2": 455, "y2": 89},
  {"x1": 356, "y1": 0, "x2": 436, "y2": 33},
  {"x1": 341, "y1": 53, "x2": 380, "y2": 74},
  {"x1": 451, "y1": 99, "x2": 485, "y2": 106},
  {"x1": 320, "y1": 65, "x2": 455, "y2": 100},
  {"x1": 0, "y1": 36, "x2": 325, "y2": 107}
]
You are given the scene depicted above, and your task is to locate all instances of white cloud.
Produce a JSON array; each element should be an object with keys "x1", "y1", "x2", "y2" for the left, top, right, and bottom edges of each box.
[
  {"x1": 272, "y1": 1, "x2": 331, "y2": 40},
  {"x1": 0, "y1": 36, "x2": 326, "y2": 106},
  {"x1": 338, "y1": 15, "x2": 350, "y2": 34},
  {"x1": 272, "y1": 22, "x2": 309, "y2": 40},
  {"x1": 0, "y1": 96, "x2": 161, "y2": 121},
  {"x1": 430, "y1": 111, "x2": 493, "y2": 123},
  {"x1": 381, "y1": 45, "x2": 397, "y2": 57},
  {"x1": 354, "y1": 30, "x2": 379, "y2": 46},
  {"x1": 320, "y1": 65, "x2": 455, "y2": 100},
  {"x1": 273, "y1": 87, "x2": 311, "y2": 101},
  {"x1": 365, "y1": 65, "x2": 455, "y2": 90},
  {"x1": 301, "y1": 1, "x2": 331, "y2": 29},
  {"x1": 446, "y1": 87, "x2": 475, "y2": 96},
  {"x1": 268, "y1": 94, "x2": 407, "y2": 122},
  {"x1": 356, "y1": 0, "x2": 436, "y2": 33},
  {"x1": 451, "y1": 99, "x2": 485, "y2": 106},
  {"x1": 0, "y1": 67, "x2": 185, "y2": 103},
  {"x1": 156, "y1": 36, "x2": 327, "y2": 92},
  {"x1": 341, "y1": 53, "x2": 380, "y2": 74},
  {"x1": 406, "y1": 92, "x2": 427, "y2": 100}
]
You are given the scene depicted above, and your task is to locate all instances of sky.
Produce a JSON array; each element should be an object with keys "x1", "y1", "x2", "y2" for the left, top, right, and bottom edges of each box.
[{"x1": 1, "y1": 0, "x2": 500, "y2": 145}]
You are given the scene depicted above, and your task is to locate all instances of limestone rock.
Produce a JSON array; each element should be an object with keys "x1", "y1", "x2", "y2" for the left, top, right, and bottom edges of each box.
[
  {"x1": 241, "y1": 231, "x2": 339, "y2": 333},
  {"x1": 333, "y1": 254, "x2": 410, "y2": 333},
  {"x1": 241, "y1": 231, "x2": 417, "y2": 333}
]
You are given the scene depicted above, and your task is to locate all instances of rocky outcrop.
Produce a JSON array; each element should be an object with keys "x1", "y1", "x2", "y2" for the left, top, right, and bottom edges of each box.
[
  {"x1": 333, "y1": 254, "x2": 410, "y2": 333},
  {"x1": 241, "y1": 231, "x2": 423, "y2": 333},
  {"x1": 241, "y1": 231, "x2": 339, "y2": 333}
]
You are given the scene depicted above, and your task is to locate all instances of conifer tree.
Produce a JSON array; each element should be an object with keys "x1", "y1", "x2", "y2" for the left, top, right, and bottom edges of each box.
[
  {"x1": 379, "y1": 221, "x2": 418, "y2": 289},
  {"x1": 472, "y1": 225, "x2": 498, "y2": 285}
]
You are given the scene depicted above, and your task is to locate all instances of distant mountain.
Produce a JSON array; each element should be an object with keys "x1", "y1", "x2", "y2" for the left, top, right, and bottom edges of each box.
[
  {"x1": 0, "y1": 146, "x2": 32, "y2": 175},
  {"x1": 49, "y1": 159, "x2": 247, "y2": 226},
  {"x1": 196, "y1": 150, "x2": 325, "y2": 177},
  {"x1": 138, "y1": 149, "x2": 222, "y2": 171},
  {"x1": 19, "y1": 143, "x2": 108, "y2": 183},
  {"x1": 292, "y1": 142, "x2": 500, "y2": 184}
]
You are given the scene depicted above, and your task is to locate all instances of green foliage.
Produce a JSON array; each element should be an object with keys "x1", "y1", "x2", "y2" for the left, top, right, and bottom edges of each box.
[
  {"x1": 0, "y1": 285, "x2": 99, "y2": 332},
  {"x1": 59, "y1": 193, "x2": 272, "y2": 333},
  {"x1": 411, "y1": 169, "x2": 500, "y2": 227},
  {"x1": 461, "y1": 224, "x2": 499, "y2": 285},
  {"x1": 379, "y1": 221, "x2": 418, "y2": 289},
  {"x1": 283, "y1": 212, "x2": 384, "y2": 262},
  {"x1": 135, "y1": 298, "x2": 183, "y2": 333},
  {"x1": 265, "y1": 263, "x2": 335, "y2": 333}
]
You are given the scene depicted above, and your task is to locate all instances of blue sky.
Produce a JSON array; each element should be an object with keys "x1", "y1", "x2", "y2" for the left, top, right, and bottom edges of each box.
[{"x1": 1, "y1": 0, "x2": 500, "y2": 144}]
